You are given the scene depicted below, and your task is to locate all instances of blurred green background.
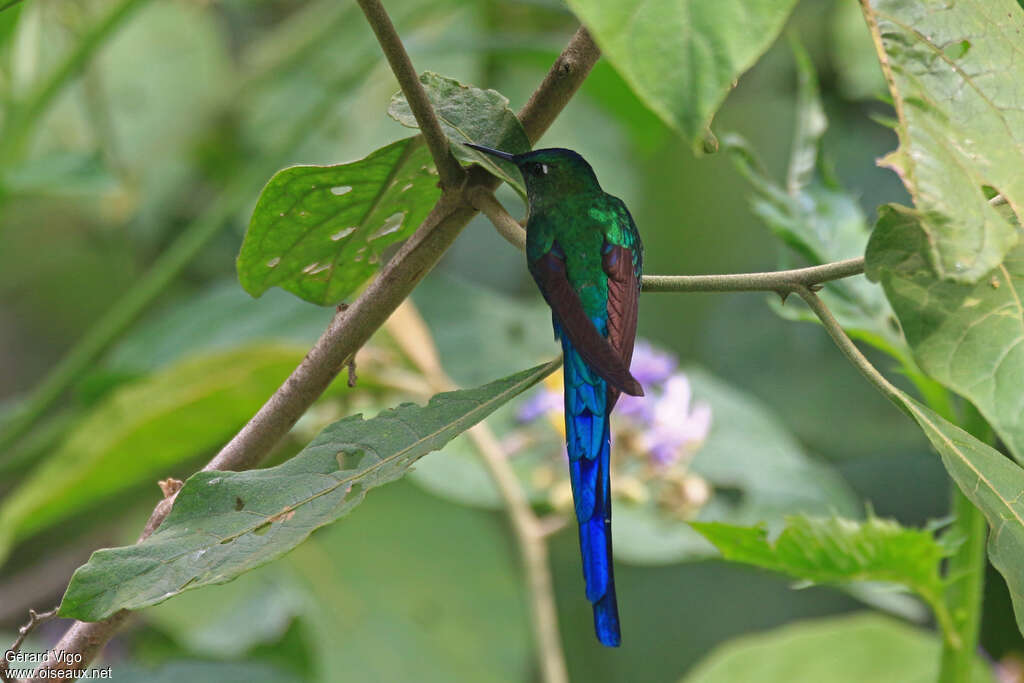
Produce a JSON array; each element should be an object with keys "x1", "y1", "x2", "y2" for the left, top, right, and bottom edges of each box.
[{"x1": 1, "y1": 0, "x2": 1020, "y2": 680}]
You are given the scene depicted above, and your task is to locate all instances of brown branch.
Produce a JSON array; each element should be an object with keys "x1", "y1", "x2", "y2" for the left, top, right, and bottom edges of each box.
[
  {"x1": 22, "y1": 25, "x2": 600, "y2": 683},
  {"x1": 354, "y1": 0, "x2": 465, "y2": 190}
]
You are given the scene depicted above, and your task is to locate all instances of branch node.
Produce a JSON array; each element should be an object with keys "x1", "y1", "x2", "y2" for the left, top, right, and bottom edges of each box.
[{"x1": 157, "y1": 477, "x2": 183, "y2": 499}]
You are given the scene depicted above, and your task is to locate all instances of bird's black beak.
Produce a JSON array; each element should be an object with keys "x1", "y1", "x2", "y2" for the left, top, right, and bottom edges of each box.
[{"x1": 463, "y1": 142, "x2": 517, "y2": 162}]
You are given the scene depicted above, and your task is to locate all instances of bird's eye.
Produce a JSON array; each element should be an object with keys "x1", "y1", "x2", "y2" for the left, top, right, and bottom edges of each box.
[{"x1": 526, "y1": 163, "x2": 548, "y2": 176}]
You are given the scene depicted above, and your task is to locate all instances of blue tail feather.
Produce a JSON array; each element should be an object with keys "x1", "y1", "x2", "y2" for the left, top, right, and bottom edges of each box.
[{"x1": 561, "y1": 337, "x2": 621, "y2": 647}]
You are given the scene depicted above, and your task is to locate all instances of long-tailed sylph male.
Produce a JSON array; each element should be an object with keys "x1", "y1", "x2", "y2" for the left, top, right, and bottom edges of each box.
[{"x1": 466, "y1": 143, "x2": 644, "y2": 647}]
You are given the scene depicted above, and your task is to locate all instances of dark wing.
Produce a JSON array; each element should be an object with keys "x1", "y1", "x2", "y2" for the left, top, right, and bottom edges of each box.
[
  {"x1": 531, "y1": 249, "x2": 643, "y2": 397},
  {"x1": 602, "y1": 243, "x2": 640, "y2": 408}
]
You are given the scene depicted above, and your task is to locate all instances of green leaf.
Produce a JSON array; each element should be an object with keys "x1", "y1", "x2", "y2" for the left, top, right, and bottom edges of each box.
[
  {"x1": 57, "y1": 361, "x2": 558, "y2": 621},
  {"x1": 861, "y1": 0, "x2": 1024, "y2": 282},
  {"x1": 564, "y1": 0, "x2": 799, "y2": 151},
  {"x1": 388, "y1": 72, "x2": 531, "y2": 193},
  {"x1": 614, "y1": 368, "x2": 859, "y2": 565},
  {"x1": 0, "y1": 345, "x2": 308, "y2": 566},
  {"x1": 884, "y1": 383, "x2": 1024, "y2": 640},
  {"x1": 682, "y1": 613, "x2": 995, "y2": 683},
  {"x1": 237, "y1": 136, "x2": 441, "y2": 306},
  {"x1": 691, "y1": 515, "x2": 952, "y2": 616},
  {"x1": 867, "y1": 206, "x2": 1024, "y2": 463}
]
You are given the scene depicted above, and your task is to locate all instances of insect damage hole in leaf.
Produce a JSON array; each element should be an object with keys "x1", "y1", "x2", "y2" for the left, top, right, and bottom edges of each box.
[{"x1": 238, "y1": 136, "x2": 440, "y2": 306}]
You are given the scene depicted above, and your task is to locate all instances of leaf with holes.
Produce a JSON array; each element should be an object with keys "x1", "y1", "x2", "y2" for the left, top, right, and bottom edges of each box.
[
  {"x1": 388, "y1": 72, "x2": 531, "y2": 194},
  {"x1": 57, "y1": 360, "x2": 558, "y2": 621},
  {"x1": 564, "y1": 0, "x2": 799, "y2": 152},
  {"x1": 237, "y1": 136, "x2": 440, "y2": 306},
  {"x1": 861, "y1": 0, "x2": 1024, "y2": 281},
  {"x1": 867, "y1": 205, "x2": 1024, "y2": 464}
]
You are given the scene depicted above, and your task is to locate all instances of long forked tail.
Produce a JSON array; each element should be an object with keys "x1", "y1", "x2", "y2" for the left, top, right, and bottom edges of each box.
[{"x1": 562, "y1": 339, "x2": 620, "y2": 647}]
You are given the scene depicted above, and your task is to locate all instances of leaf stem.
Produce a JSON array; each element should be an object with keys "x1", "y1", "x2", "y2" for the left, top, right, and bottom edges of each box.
[
  {"x1": 938, "y1": 488, "x2": 987, "y2": 682},
  {"x1": 354, "y1": 0, "x2": 465, "y2": 191},
  {"x1": 938, "y1": 401, "x2": 990, "y2": 681}
]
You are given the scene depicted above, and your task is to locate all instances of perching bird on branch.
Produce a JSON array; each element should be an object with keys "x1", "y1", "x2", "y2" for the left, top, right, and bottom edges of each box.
[{"x1": 466, "y1": 143, "x2": 644, "y2": 647}]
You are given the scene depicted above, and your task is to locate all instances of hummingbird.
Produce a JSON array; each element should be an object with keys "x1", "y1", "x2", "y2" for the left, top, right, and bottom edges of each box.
[{"x1": 466, "y1": 143, "x2": 644, "y2": 647}]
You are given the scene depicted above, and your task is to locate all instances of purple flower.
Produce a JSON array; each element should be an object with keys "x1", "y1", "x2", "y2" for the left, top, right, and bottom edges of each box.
[
  {"x1": 517, "y1": 388, "x2": 562, "y2": 423},
  {"x1": 616, "y1": 392, "x2": 653, "y2": 423},
  {"x1": 630, "y1": 340, "x2": 678, "y2": 387},
  {"x1": 642, "y1": 373, "x2": 712, "y2": 467}
]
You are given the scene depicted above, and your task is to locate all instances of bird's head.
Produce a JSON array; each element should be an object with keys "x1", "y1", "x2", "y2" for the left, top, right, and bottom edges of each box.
[{"x1": 464, "y1": 144, "x2": 602, "y2": 208}]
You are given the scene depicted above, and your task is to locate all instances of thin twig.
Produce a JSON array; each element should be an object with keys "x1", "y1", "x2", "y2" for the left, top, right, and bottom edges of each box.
[
  {"x1": 23, "y1": 26, "x2": 600, "y2": 683},
  {"x1": 643, "y1": 258, "x2": 866, "y2": 293},
  {"x1": 0, "y1": 608, "x2": 58, "y2": 683},
  {"x1": 472, "y1": 189, "x2": 866, "y2": 293},
  {"x1": 354, "y1": 0, "x2": 465, "y2": 190},
  {"x1": 471, "y1": 188, "x2": 864, "y2": 292}
]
